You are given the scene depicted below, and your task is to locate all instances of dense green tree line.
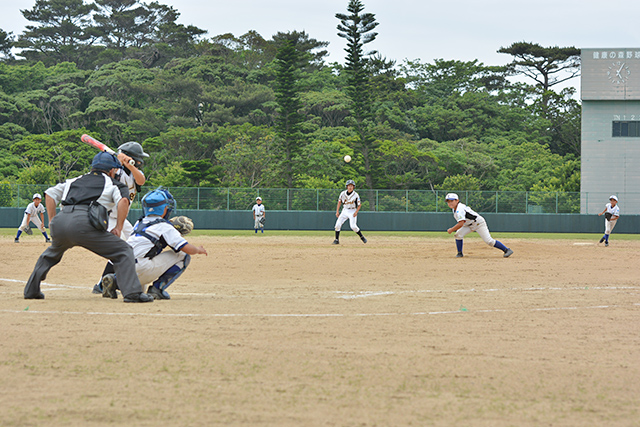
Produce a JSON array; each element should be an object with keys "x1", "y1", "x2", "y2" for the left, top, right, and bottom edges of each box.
[{"x1": 0, "y1": 0, "x2": 581, "y2": 195}]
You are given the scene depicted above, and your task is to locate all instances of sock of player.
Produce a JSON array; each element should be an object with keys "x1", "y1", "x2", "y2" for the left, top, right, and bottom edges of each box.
[
  {"x1": 335, "y1": 230, "x2": 340, "y2": 240},
  {"x1": 493, "y1": 240, "x2": 508, "y2": 252},
  {"x1": 356, "y1": 231, "x2": 364, "y2": 238},
  {"x1": 255, "y1": 228, "x2": 258, "y2": 233},
  {"x1": 42, "y1": 231, "x2": 50, "y2": 240},
  {"x1": 604, "y1": 233, "x2": 609, "y2": 242},
  {"x1": 455, "y1": 239, "x2": 463, "y2": 254},
  {"x1": 16, "y1": 230, "x2": 22, "y2": 239}
]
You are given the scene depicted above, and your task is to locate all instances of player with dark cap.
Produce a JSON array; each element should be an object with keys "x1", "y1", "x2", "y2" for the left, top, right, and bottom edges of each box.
[{"x1": 23, "y1": 152, "x2": 153, "y2": 303}]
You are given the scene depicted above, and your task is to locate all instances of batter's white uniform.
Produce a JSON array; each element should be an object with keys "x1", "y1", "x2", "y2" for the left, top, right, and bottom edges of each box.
[
  {"x1": 127, "y1": 216, "x2": 188, "y2": 286},
  {"x1": 334, "y1": 190, "x2": 361, "y2": 232},
  {"x1": 20, "y1": 201, "x2": 46, "y2": 233},
  {"x1": 107, "y1": 169, "x2": 142, "y2": 240},
  {"x1": 452, "y1": 202, "x2": 496, "y2": 246},
  {"x1": 603, "y1": 202, "x2": 620, "y2": 235},
  {"x1": 252, "y1": 203, "x2": 265, "y2": 229}
]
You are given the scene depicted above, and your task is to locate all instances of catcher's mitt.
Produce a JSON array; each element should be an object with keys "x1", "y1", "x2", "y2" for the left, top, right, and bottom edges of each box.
[
  {"x1": 170, "y1": 216, "x2": 193, "y2": 235},
  {"x1": 604, "y1": 212, "x2": 612, "y2": 221},
  {"x1": 24, "y1": 226, "x2": 33, "y2": 235},
  {"x1": 259, "y1": 216, "x2": 266, "y2": 225}
]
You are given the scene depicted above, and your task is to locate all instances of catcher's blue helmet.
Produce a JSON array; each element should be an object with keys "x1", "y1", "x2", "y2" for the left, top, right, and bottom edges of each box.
[{"x1": 142, "y1": 187, "x2": 176, "y2": 218}]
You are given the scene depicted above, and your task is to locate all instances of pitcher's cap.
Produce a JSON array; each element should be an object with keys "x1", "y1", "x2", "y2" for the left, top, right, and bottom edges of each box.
[
  {"x1": 445, "y1": 193, "x2": 459, "y2": 200},
  {"x1": 609, "y1": 195, "x2": 618, "y2": 201}
]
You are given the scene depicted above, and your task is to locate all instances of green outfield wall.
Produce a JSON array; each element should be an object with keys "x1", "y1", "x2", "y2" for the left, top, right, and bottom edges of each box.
[{"x1": 2, "y1": 207, "x2": 637, "y2": 234}]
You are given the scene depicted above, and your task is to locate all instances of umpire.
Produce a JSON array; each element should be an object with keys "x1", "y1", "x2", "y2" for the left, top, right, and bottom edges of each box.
[{"x1": 24, "y1": 152, "x2": 153, "y2": 303}]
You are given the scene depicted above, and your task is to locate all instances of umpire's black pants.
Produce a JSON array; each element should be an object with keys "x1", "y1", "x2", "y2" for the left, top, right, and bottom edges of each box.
[{"x1": 24, "y1": 205, "x2": 142, "y2": 299}]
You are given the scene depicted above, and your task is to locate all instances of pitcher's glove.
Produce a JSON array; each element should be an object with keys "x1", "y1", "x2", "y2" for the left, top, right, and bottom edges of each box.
[
  {"x1": 259, "y1": 217, "x2": 266, "y2": 225},
  {"x1": 604, "y1": 212, "x2": 612, "y2": 221},
  {"x1": 170, "y1": 216, "x2": 194, "y2": 235}
]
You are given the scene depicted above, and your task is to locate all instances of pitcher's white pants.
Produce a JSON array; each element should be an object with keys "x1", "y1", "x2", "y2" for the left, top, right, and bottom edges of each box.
[
  {"x1": 335, "y1": 209, "x2": 359, "y2": 233},
  {"x1": 455, "y1": 221, "x2": 496, "y2": 247}
]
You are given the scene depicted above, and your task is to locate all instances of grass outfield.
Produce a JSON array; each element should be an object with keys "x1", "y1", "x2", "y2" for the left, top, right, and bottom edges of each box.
[{"x1": 2, "y1": 227, "x2": 637, "y2": 240}]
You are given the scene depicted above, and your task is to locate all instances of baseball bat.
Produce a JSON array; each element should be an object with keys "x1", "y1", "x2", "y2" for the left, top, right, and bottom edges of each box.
[{"x1": 81, "y1": 134, "x2": 135, "y2": 165}]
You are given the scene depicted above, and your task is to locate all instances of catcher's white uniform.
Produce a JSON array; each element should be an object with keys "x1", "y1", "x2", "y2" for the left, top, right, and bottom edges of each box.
[
  {"x1": 335, "y1": 190, "x2": 361, "y2": 232},
  {"x1": 20, "y1": 201, "x2": 47, "y2": 233},
  {"x1": 107, "y1": 168, "x2": 143, "y2": 240},
  {"x1": 128, "y1": 216, "x2": 188, "y2": 286}
]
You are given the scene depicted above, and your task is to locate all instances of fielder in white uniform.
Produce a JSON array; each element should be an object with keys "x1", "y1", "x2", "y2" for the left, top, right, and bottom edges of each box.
[
  {"x1": 101, "y1": 188, "x2": 207, "y2": 300},
  {"x1": 598, "y1": 195, "x2": 620, "y2": 247},
  {"x1": 252, "y1": 197, "x2": 265, "y2": 233},
  {"x1": 333, "y1": 179, "x2": 367, "y2": 245},
  {"x1": 445, "y1": 193, "x2": 513, "y2": 258},
  {"x1": 15, "y1": 193, "x2": 51, "y2": 243}
]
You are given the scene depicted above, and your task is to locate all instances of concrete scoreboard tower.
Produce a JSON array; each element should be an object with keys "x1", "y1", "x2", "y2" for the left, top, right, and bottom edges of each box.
[{"x1": 581, "y1": 48, "x2": 640, "y2": 214}]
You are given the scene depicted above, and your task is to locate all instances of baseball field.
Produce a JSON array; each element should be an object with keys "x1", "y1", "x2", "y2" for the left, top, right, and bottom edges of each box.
[{"x1": 1, "y1": 230, "x2": 639, "y2": 426}]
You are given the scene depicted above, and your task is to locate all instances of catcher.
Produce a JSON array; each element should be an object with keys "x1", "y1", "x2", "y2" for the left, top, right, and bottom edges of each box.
[{"x1": 100, "y1": 188, "x2": 207, "y2": 300}]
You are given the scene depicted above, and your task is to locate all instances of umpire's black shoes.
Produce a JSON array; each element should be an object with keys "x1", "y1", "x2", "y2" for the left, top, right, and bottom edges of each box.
[
  {"x1": 25, "y1": 292, "x2": 45, "y2": 299},
  {"x1": 332, "y1": 239, "x2": 339, "y2": 245},
  {"x1": 101, "y1": 274, "x2": 118, "y2": 299},
  {"x1": 124, "y1": 292, "x2": 154, "y2": 303}
]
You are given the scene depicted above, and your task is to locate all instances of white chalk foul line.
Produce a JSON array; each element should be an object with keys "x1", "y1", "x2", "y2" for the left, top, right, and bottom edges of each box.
[{"x1": 1, "y1": 303, "x2": 638, "y2": 319}]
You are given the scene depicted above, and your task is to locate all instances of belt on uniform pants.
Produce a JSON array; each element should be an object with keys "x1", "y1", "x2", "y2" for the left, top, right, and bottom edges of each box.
[{"x1": 61, "y1": 205, "x2": 89, "y2": 213}]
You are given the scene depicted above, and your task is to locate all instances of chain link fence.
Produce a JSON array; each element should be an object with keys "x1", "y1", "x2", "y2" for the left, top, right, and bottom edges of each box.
[{"x1": 0, "y1": 183, "x2": 593, "y2": 214}]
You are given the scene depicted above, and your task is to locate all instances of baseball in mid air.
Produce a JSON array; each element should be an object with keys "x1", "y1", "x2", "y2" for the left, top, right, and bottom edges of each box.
[{"x1": 344, "y1": 155, "x2": 352, "y2": 163}]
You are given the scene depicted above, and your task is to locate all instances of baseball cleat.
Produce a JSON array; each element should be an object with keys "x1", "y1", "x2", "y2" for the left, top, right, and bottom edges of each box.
[
  {"x1": 147, "y1": 285, "x2": 170, "y2": 300},
  {"x1": 503, "y1": 248, "x2": 514, "y2": 258},
  {"x1": 361, "y1": 236, "x2": 367, "y2": 243},
  {"x1": 456, "y1": 252, "x2": 464, "y2": 258},
  {"x1": 92, "y1": 283, "x2": 103, "y2": 294},
  {"x1": 599, "y1": 237, "x2": 605, "y2": 243},
  {"x1": 101, "y1": 274, "x2": 118, "y2": 299},
  {"x1": 605, "y1": 242, "x2": 609, "y2": 247},
  {"x1": 123, "y1": 292, "x2": 154, "y2": 303},
  {"x1": 45, "y1": 238, "x2": 51, "y2": 243},
  {"x1": 14, "y1": 239, "x2": 19, "y2": 243},
  {"x1": 332, "y1": 239, "x2": 340, "y2": 245}
]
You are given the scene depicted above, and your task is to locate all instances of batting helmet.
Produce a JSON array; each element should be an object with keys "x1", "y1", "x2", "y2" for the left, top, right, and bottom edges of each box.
[
  {"x1": 142, "y1": 187, "x2": 176, "y2": 218},
  {"x1": 118, "y1": 141, "x2": 149, "y2": 166},
  {"x1": 345, "y1": 179, "x2": 356, "y2": 188},
  {"x1": 91, "y1": 152, "x2": 122, "y2": 172}
]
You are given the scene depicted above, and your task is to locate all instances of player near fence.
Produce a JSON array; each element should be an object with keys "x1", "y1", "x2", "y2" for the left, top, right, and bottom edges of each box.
[
  {"x1": 15, "y1": 193, "x2": 51, "y2": 243},
  {"x1": 101, "y1": 188, "x2": 208, "y2": 301},
  {"x1": 23, "y1": 152, "x2": 152, "y2": 302},
  {"x1": 92, "y1": 141, "x2": 148, "y2": 294},
  {"x1": 445, "y1": 193, "x2": 513, "y2": 258},
  {"x1": 333, "y1": 179, "x2": 367, "y2": 245},
  {"x1": 252, "y1": 196, "x2": 265, "y2": 233},
  {"x1": 598, "y1": 195, "x2": 620, "y2": 247}
]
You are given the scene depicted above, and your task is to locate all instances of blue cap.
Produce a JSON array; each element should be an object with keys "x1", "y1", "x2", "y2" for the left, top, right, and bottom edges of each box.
[{"x1": 91, "y1": 152, "x2": 122, "y2": 172}]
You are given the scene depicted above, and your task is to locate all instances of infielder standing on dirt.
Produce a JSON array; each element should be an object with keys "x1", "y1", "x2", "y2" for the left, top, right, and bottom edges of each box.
[
  {"x1": 333, "y1": 179, "x2": 367, "y2": 245},
  {"x1": 92, "y1": 141, "x2": 148, "y2": 294},
  {"x1": 445, "y1": 193, "x2": 513, "y2": 258},
  {"x1": 598, "y1": 195, "x2": 620, "y2": 247},
  {"x1": 23, "y1": 152, "x2": 152, "y2": 302},
  {"x1": 101, "y1": 188, "x2": 208, "y2": 300},
  {"x1": 252, "y1": 196, "x2": 265, "y2": 233},
  {"x1": 15, "y1": 193, "x2": 51, "y2": 243}
]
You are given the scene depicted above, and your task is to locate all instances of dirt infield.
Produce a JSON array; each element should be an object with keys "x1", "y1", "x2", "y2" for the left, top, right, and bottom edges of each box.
[{"x1": 1, "y1": 233, "x2": 639, "y2": 426}]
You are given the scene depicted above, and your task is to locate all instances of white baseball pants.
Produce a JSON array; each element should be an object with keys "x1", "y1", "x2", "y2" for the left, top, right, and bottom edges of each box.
[
  {"x1": 335, "y1": 209, "x2": 360, "y2": 233},
  {"x1": 455, "y1": 220, "x2": 495, "y2": 247},
  {"x1": 254, "y1": 216, "x2": 264, "y2": 229},
  {"x1": 136, "y1": 251, "x2": 188, "y2": 286},
  {"x1": 20, "y1": 213, "x2": 46, "y2": 233},
  {"x1": 604, "y1": 218, "x2": 617, "y2": 235}
]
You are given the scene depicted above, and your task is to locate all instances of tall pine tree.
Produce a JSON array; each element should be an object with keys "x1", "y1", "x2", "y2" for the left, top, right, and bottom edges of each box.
[{"x1": 336, "y1": 0, "x2": 379, "y2": 189}]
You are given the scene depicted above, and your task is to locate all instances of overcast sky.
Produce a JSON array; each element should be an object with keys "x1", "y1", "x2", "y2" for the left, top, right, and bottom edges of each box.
[{"x1": 2, "y1": 0, "x2": 640, "y2": 93}]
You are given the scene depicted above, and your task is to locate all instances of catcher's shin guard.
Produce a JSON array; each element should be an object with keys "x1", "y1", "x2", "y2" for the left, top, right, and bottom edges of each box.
[{"x1": 153, "y1": 254, "x2": 191, "y2": 292}]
